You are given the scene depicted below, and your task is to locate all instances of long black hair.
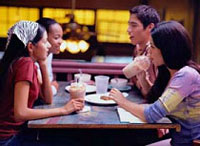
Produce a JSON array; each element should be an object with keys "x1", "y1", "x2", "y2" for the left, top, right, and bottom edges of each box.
[
  {"x1": 0, "y1": 24, "x2": 46, "y2": 99},
  {"x1": 146, "y1": 64, "x2": 170, "y2": 103},
  {"x1": 146, "y1": 21, "x2": 200, "y2": 103},
  {"x1": 152, "y1": 21, "x2": 200, "y2": 72}
]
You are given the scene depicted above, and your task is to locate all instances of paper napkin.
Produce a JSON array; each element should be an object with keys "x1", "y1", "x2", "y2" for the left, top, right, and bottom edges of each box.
[{"x1": 117, "y1": 107, "x2": 145, "y2": 123}]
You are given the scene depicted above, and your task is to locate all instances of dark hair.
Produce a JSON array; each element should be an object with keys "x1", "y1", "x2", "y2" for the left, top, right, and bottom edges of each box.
[
  {"x1": 152, "y1": 21, "x2": 200, "y2": 73},
  {"x1": 31, "y1": 25, "x2": 46, "y2": 45},
  {"x1": 36, "y1": 17, "x2": 58, "y2": 33},
  {"x1": 146, "y1": 65, "x2": 170, "y2": 103},
  {"x1": 130, "y1": 5, "x2": 160, "y2": 29},
  {"x1": 0, "y1": 24, "x2": 46, "y2": 99},
  {"x1": 146, "y1": 21, "x2": 200, "y2": 103}
]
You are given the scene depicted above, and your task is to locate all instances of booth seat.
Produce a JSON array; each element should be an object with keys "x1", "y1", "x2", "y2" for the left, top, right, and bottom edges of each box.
[{"x1": 52, "y1": 59, "x2": 128, "y2": 81}]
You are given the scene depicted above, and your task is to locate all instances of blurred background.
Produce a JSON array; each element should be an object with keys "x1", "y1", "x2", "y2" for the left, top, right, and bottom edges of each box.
[{"x1": 0, "y1": 0, "x2": 199, "y2": 63}]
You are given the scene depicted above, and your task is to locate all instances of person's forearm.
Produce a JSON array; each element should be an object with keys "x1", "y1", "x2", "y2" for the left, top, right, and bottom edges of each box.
[
  {"x1": 14, "y1": 106, "x2": 67, "y2": 122},
  {"x1": 39, "y1": 63, "x2": 53, "y2": 104},
  {"x1": 119, "y1": 99, "x2": 147, "y2": 122}
]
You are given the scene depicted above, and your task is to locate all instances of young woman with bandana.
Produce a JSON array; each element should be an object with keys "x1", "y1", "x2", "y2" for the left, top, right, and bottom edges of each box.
[{"x1": 0, "y1": 21, "x2": 84, "y2": 145}]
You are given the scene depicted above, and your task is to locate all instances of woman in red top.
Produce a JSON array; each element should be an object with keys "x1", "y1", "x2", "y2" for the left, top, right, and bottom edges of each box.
[{"x1": 0, "y1": 21, "x2": 84, "y2": 145}]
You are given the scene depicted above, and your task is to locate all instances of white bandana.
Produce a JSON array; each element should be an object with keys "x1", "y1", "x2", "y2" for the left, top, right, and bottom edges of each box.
[{"x1": 6, "y1": 20, "x2": 39, "y2": 49}]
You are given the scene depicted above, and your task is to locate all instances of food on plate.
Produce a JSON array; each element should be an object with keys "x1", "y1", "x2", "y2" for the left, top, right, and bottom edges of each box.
[{"x1": 100, "y1": 95, "x2": 112, "y2": 101}]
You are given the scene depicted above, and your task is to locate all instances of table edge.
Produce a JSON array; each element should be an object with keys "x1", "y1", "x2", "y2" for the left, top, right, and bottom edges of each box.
[{"x1": 28, "y1": 123, "x2": 181, "y2": 132}]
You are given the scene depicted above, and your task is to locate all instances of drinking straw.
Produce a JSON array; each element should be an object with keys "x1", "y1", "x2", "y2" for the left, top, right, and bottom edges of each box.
[{"x1": 78, "y1": 69, "x2": 82, "y2": 83}]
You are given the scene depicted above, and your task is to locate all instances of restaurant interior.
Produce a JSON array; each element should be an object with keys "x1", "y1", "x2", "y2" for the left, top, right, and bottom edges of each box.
[
  {"x1": 0, "y1": 0, "x2": 200, "y2": 64},
  {"x1": 0, "y1": 0, "x2": 200, "y2": 145}
]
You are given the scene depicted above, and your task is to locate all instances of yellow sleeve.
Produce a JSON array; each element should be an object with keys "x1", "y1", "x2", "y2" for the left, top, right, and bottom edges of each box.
[{"x1": 159, "y1": 88, "x2": 183, "y2": 112}]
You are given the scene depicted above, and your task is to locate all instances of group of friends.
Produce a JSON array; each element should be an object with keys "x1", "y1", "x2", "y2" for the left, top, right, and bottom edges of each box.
[{"x1": 0, "y1": 4, "x2": 199, "y2": 146}]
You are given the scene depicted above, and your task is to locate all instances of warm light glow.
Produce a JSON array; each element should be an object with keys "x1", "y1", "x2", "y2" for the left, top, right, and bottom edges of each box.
[
  {"x1": 61, "y1": 40, "x2": 90, "y2": 54},
  {"x1": 0, "y1": 6, "x2": 39, "y2": 37},
  {"x1": 78, "y1": 40, "x2": 89, "y2": 53},
  {"x1": 66, "y1": 40, "x2": 80, "y2": 54},
  {"x1": 60, "y1": 41, "x2": 67, "y2": 52},
  {"x1": 43, "y1": 8, "x2": 95, "y2": 25},
  {"x1": 96, "y1": 9, "x2": 130, "y2": 43}
]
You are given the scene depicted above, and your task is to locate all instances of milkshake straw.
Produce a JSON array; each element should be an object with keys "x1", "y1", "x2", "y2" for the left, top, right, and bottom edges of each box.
[
  {"x1": 78, "y1": 69, "x2": 82, "y2": 83},
  {"x1": 75, "y1": 76, "x2": 78, "y2": 84}
]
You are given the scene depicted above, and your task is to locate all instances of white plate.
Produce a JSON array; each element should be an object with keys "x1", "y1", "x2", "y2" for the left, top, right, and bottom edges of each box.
[
  {"x1": 65, "y1": 85, "x2": 96, "y2": 93},
  {"x1": 85, "y1": 92, "x2": 128, "y2": 105}
]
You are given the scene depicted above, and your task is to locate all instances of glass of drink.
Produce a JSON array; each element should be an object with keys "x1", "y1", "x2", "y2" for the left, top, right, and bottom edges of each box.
[
  {"x1": 95, "y1": 75, "x2": 110, "y2": 94},
  {"x1": 69, "y1": 82, "x2": 86, "y2": 99},
  {"x1": 123, "y1": 55, "x2": 150, "y2": 78}
]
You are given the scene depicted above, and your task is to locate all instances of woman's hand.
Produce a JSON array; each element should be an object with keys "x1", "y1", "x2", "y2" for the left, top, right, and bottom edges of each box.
[
  {"x1": 136, "y1": 71, "x2": 152, "y2": 96},
  {"x1": 108, "y1": 88, "x2": 146, "y2": 122},
  {"x1": 62, "y1": 98, "x2": 84, "y2": 115},
  {"x1": 37, "y1": 58, "x2": 48, "y2": 67},
  {"x1": 108, "y1": 88, "x2": 127, "y2": 107},
  {"x1": 136, "y1": 71, "x2": 147, "y2": 85}
]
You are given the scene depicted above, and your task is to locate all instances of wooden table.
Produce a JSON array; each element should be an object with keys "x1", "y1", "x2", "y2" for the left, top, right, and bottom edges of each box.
[{"x1": 28, "y1": 81, "x2": 181, "y2": 132}]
